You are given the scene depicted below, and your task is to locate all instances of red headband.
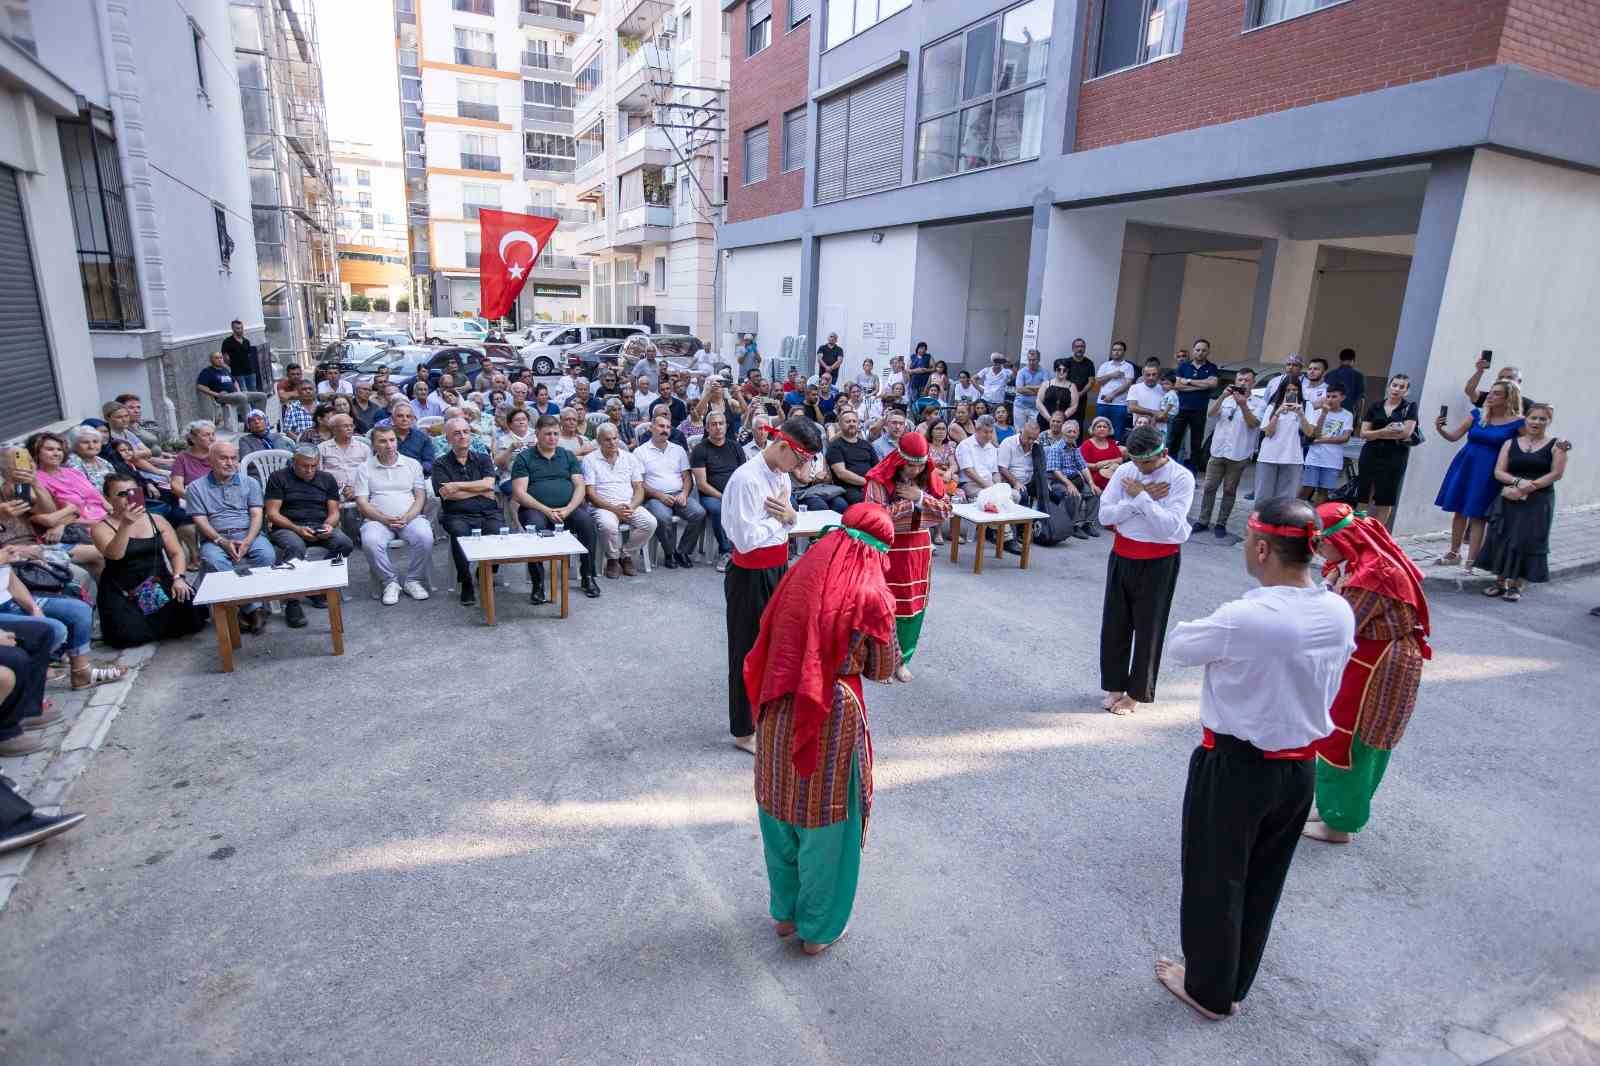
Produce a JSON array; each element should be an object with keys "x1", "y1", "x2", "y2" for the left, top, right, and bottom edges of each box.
[
  {"x1": 774, "y1": 429, "x2": 814, "y2": 461},
  {"x1": 1248, "y1": 514, "x2": 1319, "y2": 541}
]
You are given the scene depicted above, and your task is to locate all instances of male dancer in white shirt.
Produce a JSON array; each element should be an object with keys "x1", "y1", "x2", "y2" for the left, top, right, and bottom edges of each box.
[
  {"x1": 721, "y1": 415, "x2": 824, "y2": 753},
  {"x1": 1155, "y1": 496, "x2": 1356, "y2": 1020},
  {"x1": 1094, "y1": 425, "x2": 1194, "y2": 716}
]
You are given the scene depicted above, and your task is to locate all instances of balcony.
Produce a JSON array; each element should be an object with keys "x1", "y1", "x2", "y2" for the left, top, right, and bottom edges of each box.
[
  {"x1": 613, "y1": 204, "x2": 672, "y2": 248},
  {"x1": 521, "y1": 52, "x2": 574, "y2": 80},
  {"x1": 520, "y1": 0, "x2": 584, "y2": 32},
  {"x1": 572, "y1": 220, "x2": 608, "y2": 254},
  {"x1": 526, "y1": 204, "x2": 594, "y2": 224},
  {"x1": 466, "y1": 251, "x2": 481, "y2": 268},
  {"x1": 616, "y1": 124, "x2": 672, "y2": 174},
  {"x1": 523, "y1": 102, "x2": 575, "y2": 134},
  {"x1": 524, "y1": 154, "x2": 576, "y2": 182},
  {"x1": 459, "y1": 153, "x2": 501, "y2": 172},
  {"x1": 615, "y1": 44, "x2": 668, "y2": 112},
  {"x1": 457, "y1": 101, "x2": 500, "y2": 122},
  {"x1": 463, "y1": 203, "x2": 500, "y2": 220},
  {"x1": 454, "y1": 46, "x2": 498, "y2": 69},
  {"x1": 569, "y1": 0, "x2": 599, "y2": 14},
  {"x1": 397, "y1": 48, "x2": 418, "y2": 71},
  {"x1": 573, "y1": 147, "x2": 605, "y2": 187},
  {"x1": 532, "y1": 254, "x2": 588, "y2": 282},
  {"x1": 453, "y1": 0, "x2": 494, "y2": 12}
]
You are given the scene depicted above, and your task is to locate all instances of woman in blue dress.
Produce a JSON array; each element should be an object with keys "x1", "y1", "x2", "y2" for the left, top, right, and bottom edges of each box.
[{"x1": 1432, "y1": 380, "x2": 1524, "y2": 570}]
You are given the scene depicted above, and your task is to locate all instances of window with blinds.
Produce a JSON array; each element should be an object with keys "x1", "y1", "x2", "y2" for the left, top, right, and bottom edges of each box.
[
  {"x1": 743, "y1": 123, "x2": 769, "y2": 185},
  {"x1": 747, "y1": 0, "x2": 772, "y2": 55},
  {"x1": 781, "y1": 107, "x2": 806, "y2": 172},
  {"x1": 790, "y1": 0, "x2": 815, "y2": 25},
  {"x1": 814, "y1": 70, "x2": 905, "y2": 203}
]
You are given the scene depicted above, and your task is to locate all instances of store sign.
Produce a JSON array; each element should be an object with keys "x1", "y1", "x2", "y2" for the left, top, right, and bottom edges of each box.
[{"x1": 533, "y1": 284, "x2": 582, "y2": 299}]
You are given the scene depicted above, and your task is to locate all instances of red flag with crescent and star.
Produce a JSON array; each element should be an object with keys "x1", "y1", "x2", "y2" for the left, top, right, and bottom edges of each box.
[{"x1": 477, "y1": 209, "x2": 559, "y2": 320}]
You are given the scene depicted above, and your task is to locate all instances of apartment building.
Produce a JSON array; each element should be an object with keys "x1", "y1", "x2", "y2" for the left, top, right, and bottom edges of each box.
[
  {"x1": 0, "y1": 0, "x2": 268, "y2": 438},
  {"x1": 567, "y1": 0, "x2": 730, "y2": 338},
  {"x1": 393, "y1": 0, "x2": 594, "y2": 326},
  {"x1": 719, "y1": 0, "x2": 1600, "y2": 532},
  {"x1": 333, "y1": 140, "x2": 411, "y2": 304}
]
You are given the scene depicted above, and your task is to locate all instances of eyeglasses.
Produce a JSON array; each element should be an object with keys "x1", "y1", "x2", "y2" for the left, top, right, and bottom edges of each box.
[{"x1": 112, "y1": 487, "x2": 140, "y2": 499}]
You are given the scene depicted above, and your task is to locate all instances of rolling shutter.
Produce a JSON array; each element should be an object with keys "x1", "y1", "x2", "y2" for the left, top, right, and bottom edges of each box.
[
  {"x1": 843, "y1": 71, "x2": 905, "y2": 197},
  {"x1": 744, "y1": 124, "x2": 769, "y2": 184},
  {"x1": 0, "y1": 168, "x2": 61, "y2": 439},
  {"x1": 789, "y1": 0, "x2": 815, "y2": 24},
  {"x1": 814, "y1": 95, "x2": 848, "y2": 203}
]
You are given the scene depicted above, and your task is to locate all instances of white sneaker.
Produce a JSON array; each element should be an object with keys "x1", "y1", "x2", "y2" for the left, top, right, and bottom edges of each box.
[
  {"x1": 403, "y1": 580, "x2": 430, "y2": 601},
  {"x1": 715, "y1": 552, "x2": 730, "y2": 573},
  {"x1": 381, "y1": 582, "x2": 401, "y2": 605}
]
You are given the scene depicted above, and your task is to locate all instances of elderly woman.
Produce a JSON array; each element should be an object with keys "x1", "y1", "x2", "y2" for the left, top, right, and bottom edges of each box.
[
  {"x1": 167, "y1": 420, "x2": 218, "y2": 502},
  {"x1": 863, "y1": 431, "x2": 951, "y2": 681},
  {"x1": 237, "y1": 409, "x2": 293, "y2": 459},
  {"x1": 66, "y1": 425, "x2": 117, "y2": 491},
  {"x1": 493, "y1": 406, "x2": 537, "y2": 478},
  {"x1": 1078, "y1": 416, "x2": 1125, "y2": 491},
  {"x1": 90, "y1": 472, "x2": 205, "y2": 648},
  {"x1": 0, "y1": 449, "x2": 105, "y2": 580},
  {"x1": 27, "y1": 431, "x2": 107, "y2": 543}
]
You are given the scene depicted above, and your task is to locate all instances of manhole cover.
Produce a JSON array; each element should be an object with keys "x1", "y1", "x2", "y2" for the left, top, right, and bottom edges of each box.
[{"x1": 1483, "y1": 1028, "x2": 1600, "y2": 1066}]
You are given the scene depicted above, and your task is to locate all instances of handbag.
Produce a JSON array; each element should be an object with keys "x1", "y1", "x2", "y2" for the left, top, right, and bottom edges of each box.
[
  {"x1": 14, "y1": 558, "x2": 75, "y2": 597},
  {"x1": 127, "y1": 575, "x2": 171, "y2": 616}
]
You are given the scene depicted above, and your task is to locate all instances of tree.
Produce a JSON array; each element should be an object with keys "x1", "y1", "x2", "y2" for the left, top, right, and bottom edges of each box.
[
  {"x1": 347, "y1": 293, "x2": 371, "y2": 312},
  {"x1": 396, "y1": 298, "x2": 410, "y2": 312},
  {"x1": 372, "y1": 296, "x2": 390, "y2": 312}
]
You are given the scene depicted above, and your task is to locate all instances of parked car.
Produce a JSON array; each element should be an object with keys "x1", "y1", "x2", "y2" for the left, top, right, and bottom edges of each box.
[
  {"x1": 518, "y1": 323, "x2": 646, "y2": 370},
  {"x1": 340, "y1": 344, "x2": 515, "y2": 389},
  {"x1": 562, "y1": 338, "x2": 628, "y2": 379},
  {"x1": 318, "y1": 338, "x2": 393, "y2": 374},
  {"x1": 423, "y1": 317, "x2": 491, "y2": 345}
]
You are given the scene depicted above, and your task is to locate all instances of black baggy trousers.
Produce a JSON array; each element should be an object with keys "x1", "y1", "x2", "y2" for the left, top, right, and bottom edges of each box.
[
  {"x1": 1099, "y1": 550, "x2": 1180, "y2": 702},
  {"x1": 725, "y1": 561, "x2": 785, "y2": 738}
]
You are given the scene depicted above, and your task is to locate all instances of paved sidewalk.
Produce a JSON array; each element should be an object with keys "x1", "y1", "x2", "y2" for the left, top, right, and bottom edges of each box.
[
  {"x1": 1375, "y1": 987, "x2": 1600, "y2": 1065},
  {"x1": 1397, "y1": 503, "x2": 1600, "y2": 593},
  {"x1": 0, "y1": 642, "x2": 155, "y2": 912}
]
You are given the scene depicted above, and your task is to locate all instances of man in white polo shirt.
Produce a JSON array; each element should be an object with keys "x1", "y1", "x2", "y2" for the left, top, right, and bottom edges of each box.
[
  {"x1": 955, "y1": 415, "x2": 1005, "y2": 503},
  {"x1": 353, "y1": 424, "x2": 434, "y2": 606},
  {"x1": 582, "y1": 423, "x2": 657, "y2": 578},
  {"x1": 635, "y1": 413, "x2": 706, "y2": 569},
  {"x1": 975, "y1": 352, "x2": 1013, "y2": 407}
]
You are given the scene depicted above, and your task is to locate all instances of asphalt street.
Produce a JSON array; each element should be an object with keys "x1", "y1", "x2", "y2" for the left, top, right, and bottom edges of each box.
[{"x1": 2, "y1": 522, "x2": 1597, "y2": 1065}]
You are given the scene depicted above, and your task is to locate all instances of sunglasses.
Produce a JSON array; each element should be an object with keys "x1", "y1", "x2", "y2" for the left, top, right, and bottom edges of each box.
[{"x1": 113, "y1": 487, "x2": 141, "y2": 499}]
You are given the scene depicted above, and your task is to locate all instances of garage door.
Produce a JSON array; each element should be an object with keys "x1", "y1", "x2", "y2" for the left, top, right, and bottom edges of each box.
[{"x1": 0, "y1": 167, "x2": 61, "y2": 439}]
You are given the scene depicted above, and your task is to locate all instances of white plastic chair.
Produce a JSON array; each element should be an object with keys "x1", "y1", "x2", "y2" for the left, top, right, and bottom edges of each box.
[{"x1": 241, "y1": 448, "x2": 292, "y2": 485}]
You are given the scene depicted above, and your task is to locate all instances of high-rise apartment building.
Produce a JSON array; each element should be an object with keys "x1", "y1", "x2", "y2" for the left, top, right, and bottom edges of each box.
[
  {"x1": 333, "y1": 140, "x2": 410, "y2": 306},
  {"x1": 567, "y1": 0, "x2": 729, "y2": 337},
  {"x1": 719, "y1": 0, "x2": 1600, "y2": 531},
  {"x1": 393, "y1": 0, "x2": 594, "y2": 326}
]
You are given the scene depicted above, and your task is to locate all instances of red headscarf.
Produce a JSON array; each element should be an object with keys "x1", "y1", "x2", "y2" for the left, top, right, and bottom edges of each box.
[
  {"x1": 743, "y1": 503, "x2": 897, "y2": 777},
  {"x1": 1315, "y1": 502, "x2": 1431, "y2": 654},
  {"x1": 863, "y1": 430, "x2": 945, "y2": 498}
]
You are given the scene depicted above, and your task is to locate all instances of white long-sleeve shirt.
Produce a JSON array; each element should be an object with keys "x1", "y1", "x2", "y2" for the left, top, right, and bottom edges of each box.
[
  {"x1": 1166, "y1": 584, "x2": 1355, "y2": 751},
  {"x1": 722, "y1": 451, "x2": 793, "y2": 555},
  {"x1": 1096, "y1": 459, "x2": 1195, "y2": 544}
]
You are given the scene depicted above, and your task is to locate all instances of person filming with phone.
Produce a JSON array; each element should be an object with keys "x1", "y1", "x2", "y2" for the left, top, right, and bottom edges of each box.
[
  {"x1": 264, "y1": 445, "x2": 353, "y2": 630},
  {"x1": 1192, "y1": 370, "x2": 1265, "y2": 539}
]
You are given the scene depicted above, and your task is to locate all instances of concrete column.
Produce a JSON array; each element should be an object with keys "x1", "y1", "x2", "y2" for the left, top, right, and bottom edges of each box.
[
  {"x1": 796, "y1": 232, "x2": 819, "y2": 354},
  {"x1": 1022, "y1": 198, "x2": 1052, "y2": 320},
  {"x1": 1038, "y1": 207, "x2": 1126, "y2": 359},
  {"x1": 1258, "y1": 239, "x2": 1320, "y2": 363},
  {"x1": 1390, "y1": 153, "x2": 1471, "y2": 393},
  {"x1": 1244, "y1": 239, "x2": 1278, "y2": 362},
  {"x1": 1137, "y1": 253, "x2": 1186, "y2": 361}
]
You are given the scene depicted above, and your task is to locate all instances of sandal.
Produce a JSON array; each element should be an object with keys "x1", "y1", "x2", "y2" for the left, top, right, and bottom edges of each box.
[
  {"x1": 1503, "y1": 589, "x2": 1522, "y2": 603},
  {"x1": 71, "y1": 663, "x2": 127, "y2": 690},
  {"x1": 1483, "y1": 584, "x2": 1505, "y2": 597}
]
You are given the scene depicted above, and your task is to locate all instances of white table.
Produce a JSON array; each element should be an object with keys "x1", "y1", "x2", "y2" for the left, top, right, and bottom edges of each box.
[
  {"x1": 948, "y1": 501, "x2": 1049, "y2": 573},
  {"x1": 458, "y1": 531, "x2": 589, "y2": 625},
  {"x1": 788, "y1": 509, "x2": 836, "y2": 539},
  {"x1": 193, "y1": 558, "x2": 350, "y2": 672}
]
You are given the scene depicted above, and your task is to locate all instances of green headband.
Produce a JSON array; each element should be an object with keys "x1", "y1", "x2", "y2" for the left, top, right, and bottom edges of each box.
[
  {"x1": 1129, "y1": 443, "x2": 1168, "y2": 462},
  {"x1": 820, "y1": 525, "x2": 889, "y2": 553},
  {"x1": 1320, "y1": 512, "x2": 1357, "y2": 539}
]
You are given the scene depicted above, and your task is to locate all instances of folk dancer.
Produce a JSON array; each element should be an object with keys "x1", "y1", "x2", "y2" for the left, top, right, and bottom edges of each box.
[
  {"x1": 1095, "y1": 425, "x2": 1194, "y2": 716},
  {"x1": 744, "y1": 503, "x2": 901, "y2": 955},
  {"x1": 723, "y1": 415, "x2": 825, "y2": 753},
  {"x1": 861, "y1": 430, "x2": 951, "y2": 682},
  {"x1": 1155, "y1": 497, "x2": 1356, "y2": 1019},
  {"x1": 1304, "y1": 502, "x2": 1430, "y2": 844}
]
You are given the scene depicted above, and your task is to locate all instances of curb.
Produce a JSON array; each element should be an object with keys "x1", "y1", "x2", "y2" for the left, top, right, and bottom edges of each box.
[
  {"x1": 1419, "y1": 557, "x2": 1600, "y2": 593},
  {"x1": 1374, "y1": 990, "x2": 1600, "y2": 1066},
  {"x1": 0, "y1": 642, "x2": 156, "y2": 915}
]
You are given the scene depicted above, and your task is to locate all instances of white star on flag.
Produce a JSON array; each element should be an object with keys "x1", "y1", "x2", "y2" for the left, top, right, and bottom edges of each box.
[{"x1": 507, "y1": 262, "x2": 525, "y2": 280}]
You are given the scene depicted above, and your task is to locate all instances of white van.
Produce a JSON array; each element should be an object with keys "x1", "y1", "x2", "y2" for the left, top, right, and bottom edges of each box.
[
  {"x1": 518, "y1": 323, "x2": 645, "y2": 374},
  {"x1": 424, "y1": 317, "x2": 489, "y2": 344}
]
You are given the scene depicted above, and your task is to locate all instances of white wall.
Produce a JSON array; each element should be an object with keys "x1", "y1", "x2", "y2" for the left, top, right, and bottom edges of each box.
[
  {"x1": 724, "y1": 239, "x2": 801, "y2": 360},
  {"x1": 817, "y1": 227, "x2": 918, "y2": 382},
  {"x1": 1174, "y1": 252, "x2": 1258, "y2": 364},
  {"x1": 910, "y1": 217, "x2": 1031, "y2": 373},
  {"x1": 1038, "y1": 207, "x2": 1126, "y2": 362},
  {"x1": 1394, "y1": 150, "x2": 1600, "y2": 531}
]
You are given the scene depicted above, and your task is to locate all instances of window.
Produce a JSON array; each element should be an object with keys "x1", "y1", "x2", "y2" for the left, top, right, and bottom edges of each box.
[
  {"x1": 747, "y1": 0, "x2": 771, "y2": 56},
  {"x1": 824, "y1": 0, "x2": 909, "y2": 49},
  {"x1": 359, "y1": 212, "x2": 374, "y2": 230},
  {"x1": 576, "y1": 121, "x2": 605, "y2": 168},
  {"x1": 457, "y1": 79, "x2": 499, "y2": 120},
  {"x1": 57, "y1": 121, "x2": 143, "y2": 330},
  {"x1": 576, "y1": 54, "x2": 602, "y2": 106},
  {"x1": 523, "y1": 79, "x2": 575, "y2": 108},
  {"x1": 355, "y1": 168, "x2": 371, "y2": 186},
  {"x1": 743, "y1": 123, "x2": 769, "y2": 185},
  {"x1": 654, "y1": 256, "x2": 667, "y2": 293},
  {"x1": 460, "y1": 132, "x2": 500, "y2": 171},
  {"x1": 814, "y1": 69, "x2": 906, "y2": 202},
  {"x1": 452, "y1": 0, "x2": 494, "y2": 12},
  {"x1": 1092, "y1": 0, "x2": 1185, "y2": 76},
  {"x1": 781, "y1": 107, "x2": 806, "y2": 172},
  {"x1": 214, "y1": 204, "x2": 234, "y2": 268},
  {"x1": 454, "y1": 27, "x2": 496, "y2": 68},
  {"x1": 679, "y1": 10, "x2": 692, "y2": 52},
  {"x1": 189, "y1": 18, "x2": 208, "y2": 98},
  {"x1": 462, "y1": 181, "x2": 501, "y2": 218},
  {"x1": 356, "y1": 192, "x2": 372, "y2": 208},
  {"x1": 465, "y1": 227, "x2": 482, "y2": 268},
  {"x1": 791, "y1": 0, "x2": 814, "y2": 26},
  {"x1": 916, "y1": 0, "x2": 1049, "y2": 180},
  {"x1": 1249, "y1": 0, "x2": 1340, "y2": 29}
]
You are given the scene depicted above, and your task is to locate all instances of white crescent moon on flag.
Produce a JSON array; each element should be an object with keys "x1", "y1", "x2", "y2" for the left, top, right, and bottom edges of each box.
[{"x1": 497, "y1": 230, "x2": 539, "y2": 263}]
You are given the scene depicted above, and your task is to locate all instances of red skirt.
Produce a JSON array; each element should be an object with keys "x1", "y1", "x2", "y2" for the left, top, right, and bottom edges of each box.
[
  {"x1": 885, "y1": 527, "x2": 933, "y2": 619},
  {"x1": 1312, "y1": 634, "x2": 1422, "y2": 769}
]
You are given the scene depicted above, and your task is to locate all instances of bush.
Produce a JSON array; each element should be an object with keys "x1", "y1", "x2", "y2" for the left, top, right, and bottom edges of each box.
[
  {"x1": 396, "y1": 298, "x2": 410, "y2": 312},
  {"x1": 372, "y1": 297, "x2": 390, "y2": 312},
  {"x1": 347, "y1": 293, "x2": 371, "y2": 311}
]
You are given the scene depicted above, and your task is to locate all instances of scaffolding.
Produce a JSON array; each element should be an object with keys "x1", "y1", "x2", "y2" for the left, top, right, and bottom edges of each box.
[{"x1": 231, "y1": 0, "x2": 341, "y2": 371}]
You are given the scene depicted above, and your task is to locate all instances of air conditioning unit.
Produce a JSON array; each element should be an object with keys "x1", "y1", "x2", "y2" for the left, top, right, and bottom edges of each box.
[
  {"x1": 661, "y1": 14, "x2": 678, "y2": 37},
  {"x1": 722, "y1": 311, "x2": 757, "y2": 336}
]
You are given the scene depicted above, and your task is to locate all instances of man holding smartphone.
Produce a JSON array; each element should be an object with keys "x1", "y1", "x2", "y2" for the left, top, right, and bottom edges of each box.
[{"x1": 264, "y1": 445, "x2": 353, "y2": 629}]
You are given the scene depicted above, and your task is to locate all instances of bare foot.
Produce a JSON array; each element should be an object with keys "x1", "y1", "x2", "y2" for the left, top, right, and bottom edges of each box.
[
  {"x1": 1154, "y1": 957, "x2": 1226, "y2": 1021},
  {"x1": 1301, "y1": 822, "x2": 1351, "y2": 844},
  {"x1": 802, "y1": 926, "x2": 848, "y2": 956},
  {"x1": 1101, "y1": 691, "x2": 1122, "y2": 709},
  {"x1": 894, "y1": 664, "x2": 914, "y2": 683},
  {"x1": 1306, "y1": 810, "x2": 1323, "y2": 824},
  {"x1": 775, "y1": 921, "x2": 796, "y2": 938},
  {"x1": 732, "y1": 734, "x2": 756, "y2": 755},
  {"x1": 1108, "y1": 696, "x2": 1137, "y2": 716}
]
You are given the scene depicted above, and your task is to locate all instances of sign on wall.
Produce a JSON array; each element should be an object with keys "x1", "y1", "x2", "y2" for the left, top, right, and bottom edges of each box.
[{"x1": 1021, "y1": 314, "x2": 1040, "y2": 358}]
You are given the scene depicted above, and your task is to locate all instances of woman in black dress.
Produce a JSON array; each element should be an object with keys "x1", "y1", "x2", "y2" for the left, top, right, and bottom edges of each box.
[
  {"x1": 1479, "y1": 403, "x2": 1568, "y2": 603},
  {"x1": 89, "y1": 473, "x2": 205, "y2": 648},
  {"x1": 1354, "y1": 374, "x2": 1419, "y2": 526}
]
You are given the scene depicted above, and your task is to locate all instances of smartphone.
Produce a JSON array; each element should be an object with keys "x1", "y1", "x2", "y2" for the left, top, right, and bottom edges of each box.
[
  {"x1": 232, "y1": 564, "x2": 253, "y2": 577},
  {"x1": 1480, "y1": 349, "x2": 1493, "y2": 366},
  {"x1": 1439, "y1": 404, "x2": 1449, "y2": 420}
]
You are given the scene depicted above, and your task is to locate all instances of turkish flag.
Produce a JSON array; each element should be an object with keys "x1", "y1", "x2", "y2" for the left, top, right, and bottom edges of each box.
[{"x1": 477, "y1": 209, "x2": 559, "y2": 320}]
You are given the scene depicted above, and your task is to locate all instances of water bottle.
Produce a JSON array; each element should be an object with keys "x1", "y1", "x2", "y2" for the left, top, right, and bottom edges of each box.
[
  {"x1": 498, "y1": 526, "x2": 510, "y2": 537},
  {"x1": 470, "y1": 527, "x2": 482, "y2": 538},
  {"x1": 553, "y1": 521, "x2": 564, "y2": 536}
]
